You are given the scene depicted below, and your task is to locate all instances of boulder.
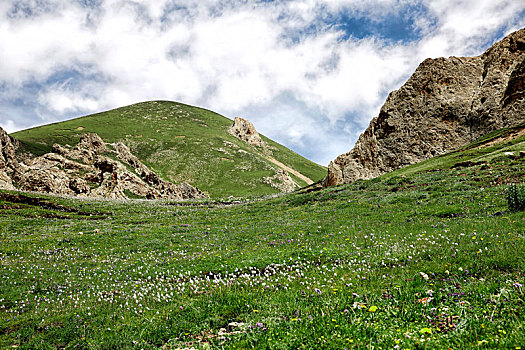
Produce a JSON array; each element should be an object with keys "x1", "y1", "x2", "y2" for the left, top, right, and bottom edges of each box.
[
  {"x1": 18, "y1": 168, "x2": 75, "y2": 195},
  {"x1": 229, "y1": 117, "x2": 265, "y2": 147}
]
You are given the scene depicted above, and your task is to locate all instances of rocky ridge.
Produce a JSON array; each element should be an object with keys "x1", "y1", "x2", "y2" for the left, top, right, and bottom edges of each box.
[
  {"x1": 324, "y1": 28, "x2": 525, "y2": 186},
  {"x1": 0, "y1": 128, "x2": 207, "y2": 200}
]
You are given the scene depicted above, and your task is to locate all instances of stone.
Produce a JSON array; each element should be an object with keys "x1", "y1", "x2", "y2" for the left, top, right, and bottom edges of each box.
[
  {"x1": 325, "y1": 28, "x2": 525, "y2": 186},
  {"x1": 1, "y1": 129, "x2": 208, "y2": 200},
  {"x1": 0, "y1": 127, "x2": 19, "y2": 190},
  {"x1": 228, "y1": 117, "x2": 265, "y2": 147},
  {"x1": 52, "y1": 143, "x2": 69, "y2": 156},
  {"x1": 18, "y1": 168, "x2": 75, "y2": 195}
]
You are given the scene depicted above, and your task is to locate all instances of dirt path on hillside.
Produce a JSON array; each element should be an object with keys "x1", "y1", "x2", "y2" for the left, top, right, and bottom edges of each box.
[
  {"x1": 264, "y1": 156, "x2": 314, "y2": 185},
  {"x1": 482, "y1": 127, "x2": 525, "y2": 148}
]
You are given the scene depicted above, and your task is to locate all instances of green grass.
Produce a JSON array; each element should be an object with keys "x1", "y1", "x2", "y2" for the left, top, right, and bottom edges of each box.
[
  {"x1": 382, "y1": 121, "x2": 525, "y2": 180},
  {"x1": 1, "y1": 128, "x2": 524, "y2": 349},
  {"x1": 11, "y1": 101, "x2": 326, "y2": 198}
]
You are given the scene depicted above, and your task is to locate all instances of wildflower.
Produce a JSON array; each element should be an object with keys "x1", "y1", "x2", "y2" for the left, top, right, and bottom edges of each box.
[
  {"x1": 419, "y1": 272, "x2": 429, "y2": 280},
  {"x1": 352, "y1": 302, "x2": 366, "y2": 309},
  {"x1": 513, "y1": 282, "x2": 523, "y2": 288},
  {"x1": 315, "y1": 288, "x2": 321, "y2": 294},
  {"x1": 418, "y1": 297, "x2": 432, "y2": 305},
  {"x1": 368, "y1": 305, "x2": 378, "y2": 312}
]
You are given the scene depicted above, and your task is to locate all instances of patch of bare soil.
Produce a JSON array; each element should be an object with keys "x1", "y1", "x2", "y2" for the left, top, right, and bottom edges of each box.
[{"x1": 481, "y1": 127, "x2": 525, "y2": 148}]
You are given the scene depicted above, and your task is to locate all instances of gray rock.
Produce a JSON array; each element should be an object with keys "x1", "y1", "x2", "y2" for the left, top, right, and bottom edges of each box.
[
  {"x1": 325, "y1": 28, "x2": 525, "y2": 186},
  {"x1": 229, "y1": 117, "x2": 265, "y2": 147},
  {"x1": 0, "y1": 127, "x2": 19, "y2": 190},
  {"x1": 0, "y1": 128, "x2": 207, "y2": 200}
]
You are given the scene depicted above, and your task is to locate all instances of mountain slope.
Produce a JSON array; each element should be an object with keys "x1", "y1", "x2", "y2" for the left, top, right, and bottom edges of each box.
[
  {"x1": 12, "y1": 101, "x2": 326, "y2": 198},
  {"x1": 324, "y1": 27, "x2": 525, "y2": 186}
]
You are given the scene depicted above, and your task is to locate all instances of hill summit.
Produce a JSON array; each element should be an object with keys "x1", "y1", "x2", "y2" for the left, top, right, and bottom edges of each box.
[{"x1": 324, "y1": 28, "x2": 525, "y2": 186}]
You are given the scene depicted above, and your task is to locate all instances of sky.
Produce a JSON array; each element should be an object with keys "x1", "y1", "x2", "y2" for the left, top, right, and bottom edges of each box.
[{"x1": 1, "y1": 1, "x2": 525, "y2": 166}]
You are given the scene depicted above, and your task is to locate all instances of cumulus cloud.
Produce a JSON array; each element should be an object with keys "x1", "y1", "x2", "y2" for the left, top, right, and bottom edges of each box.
[{"x1": 0, "y1": 0, "x2": 524, "y2": 165}]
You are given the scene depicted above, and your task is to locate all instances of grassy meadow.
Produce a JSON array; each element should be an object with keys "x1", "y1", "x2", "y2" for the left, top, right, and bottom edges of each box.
[{"x1": 1, "y1": 128, "x2": 524, "y2": 349}]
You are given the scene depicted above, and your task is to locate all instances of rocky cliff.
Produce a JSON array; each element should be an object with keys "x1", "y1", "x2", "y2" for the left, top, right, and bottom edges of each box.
[
  {"x1": 0, "y1": 128, "x2": 207, "y2": 200},
  {"x1": 0, "y1": 129, "x2": 19, "y2": 190},
  {"x1": 324, "y1": 28, "x2": 525, "y2": 186}
]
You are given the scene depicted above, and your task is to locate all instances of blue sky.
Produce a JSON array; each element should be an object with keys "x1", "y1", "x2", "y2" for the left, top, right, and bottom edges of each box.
[{"x1": 1, "y1": 0, "x2": 525, "y2": 165}]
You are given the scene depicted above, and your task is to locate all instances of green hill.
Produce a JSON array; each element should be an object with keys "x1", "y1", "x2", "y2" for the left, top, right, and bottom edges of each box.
[{"x1": 11, "y1": 101, "x2": 326, "y2": 198}]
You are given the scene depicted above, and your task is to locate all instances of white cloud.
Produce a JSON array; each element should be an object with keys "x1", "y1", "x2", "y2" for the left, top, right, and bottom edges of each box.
[
  {"x1": 0, "y1": 0, "x2": 524, "y2": 165},
  {"x1": 0, "y1": 119, "x2": 19, "y2": 134},
  {"x1": 419, "y1": 0, "x2": 525, "y2": 56}
]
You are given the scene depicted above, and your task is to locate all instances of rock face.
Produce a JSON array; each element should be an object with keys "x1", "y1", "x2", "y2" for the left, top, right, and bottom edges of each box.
[
  {"x1": 0, "y1": 130, "x2": 207, "y2": 200},
  {"x1": 229, "y1": 117, "x2": 265, "y2": 147},
  {"x1": 0, "y1": 128, "x2": 19, "y2": 190},
  {"x1": 324, "y1": 28, "x2": 525, "y2": 186}
]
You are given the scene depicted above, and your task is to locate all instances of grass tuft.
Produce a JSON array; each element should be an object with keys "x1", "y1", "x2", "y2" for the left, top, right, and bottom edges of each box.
[{"x1": 506, "y1": 183, "x2": 525, "y2": 212}]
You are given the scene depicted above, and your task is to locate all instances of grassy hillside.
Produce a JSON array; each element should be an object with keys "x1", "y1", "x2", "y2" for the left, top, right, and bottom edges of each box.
[
  {"x1": 382, "y1": 121, "x2": 525, "y2": 180},
  {"x1": 11, "y1": 101, "x2": 326, "y2": 198},
  {"x1": 1, "y1": 125, "x2": 523, "y2": 349}
]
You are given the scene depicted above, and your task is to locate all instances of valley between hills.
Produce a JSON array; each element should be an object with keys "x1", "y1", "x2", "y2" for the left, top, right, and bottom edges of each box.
[{"x1": 0, "y1": 29, "x2": 524, "y2": 349}]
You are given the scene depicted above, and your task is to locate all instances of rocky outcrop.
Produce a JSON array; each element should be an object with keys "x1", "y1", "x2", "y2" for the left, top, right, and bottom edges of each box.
[
  {"x1": 229, "y1": 117, "x2": 265, "y2": 147},
  {"x1": 0, "y1": 130, "x2": 207, "y2": 200},
  {"x1": 263, "y1": 169, "x2": 298, "y2": 193},
  {"x1": 325, "y1": 28, "x2": 525, "y2": 186},
  {"x1": 0, "y1": 128, "x2": 19, "y2": 190}
]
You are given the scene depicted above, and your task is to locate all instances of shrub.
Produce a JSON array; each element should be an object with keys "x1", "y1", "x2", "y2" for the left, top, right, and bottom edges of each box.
[{"x1": 506, "y1": 183, "x2": 525, "y2": 212}]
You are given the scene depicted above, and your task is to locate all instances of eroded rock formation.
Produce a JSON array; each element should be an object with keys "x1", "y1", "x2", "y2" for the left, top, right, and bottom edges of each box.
[
  {"x1": 325, "y1": 28, "x2": 525, "y2": 186},
  {"x1": 229, "y1": 117, "x2": 265, "y2": 147},
  {"x1": 0, "y1": 128, "x2": 19, "y2": 190},
  {"x1": 0, "y1": 130, "x2": 207, "y2": 200}
]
